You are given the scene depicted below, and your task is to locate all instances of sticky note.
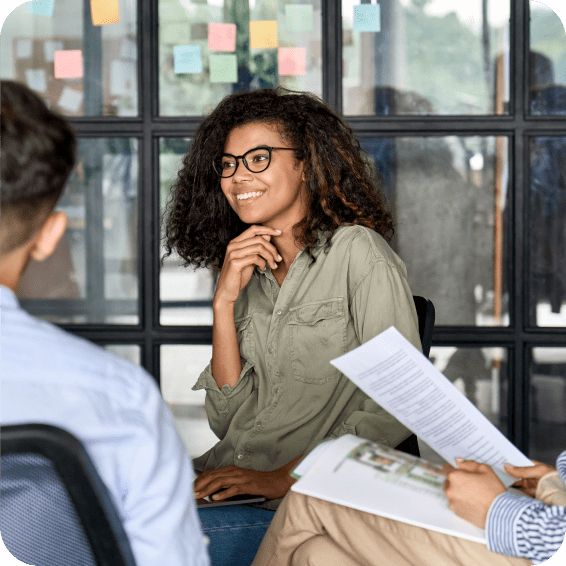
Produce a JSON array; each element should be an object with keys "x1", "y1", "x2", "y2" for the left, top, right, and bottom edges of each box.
[
  {"x1": 209, "y1": 54, "x2": 237, "y2": 83},
  {"x1": 353, "y1": 4, "x2": 381, "y2": 32},
  {"x1": 191, "y1": 23, "x2": 208, "y2": 40},
  {"x1": 27, "y1": 0, "x2": 55, "y2": 16},
  {"x1": 285, "y1": 5, "x2": 314, "y2": 32},
  {"x1": 44, "y1": 40, "x2": 63, "y2": 62},
  {"x1": 54, "y1": 50, "x2": 83, "y2": 79},
  {"x1": 90, "y1": 0, "x2": 120, "y2": 26},
  {"x1": 208, "y1": 23, "x2": 236, "y2": 52},
  {"x1": 174, "y1": 45, "x2": 202, "y2": 74},
  {"x1": 278, "y1": 48, "x2": 306, "y2": 75},
  {"x1": 250, "y1": 21, "x2": 278, "y2": 49},
  {"x1": 58, "y1": 87, "x2": 84, "y2": 113},
  {"x1": 16, "y1": 39, "x2": 33, "y2": 59},
  {"x1": 25, "y1": 69, "x2": 47, "y2": 92}
]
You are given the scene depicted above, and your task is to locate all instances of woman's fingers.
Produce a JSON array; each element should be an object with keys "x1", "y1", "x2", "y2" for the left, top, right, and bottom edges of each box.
[
  {"x1": 228, "y1": 244, "x2": 280, "y2": 270},
  {"x1": 232, "y1": 225, "x2": 281, "y2": 243},
  {"x1": 227, "y1": 238, "x2": 282, "y2": 269}
]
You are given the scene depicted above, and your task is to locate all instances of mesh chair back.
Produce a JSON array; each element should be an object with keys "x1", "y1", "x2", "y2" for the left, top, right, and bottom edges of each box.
[
  {"x1": 0, "y1": 424, "x2": 136, "y2": 566},
  {"x1": 1, "y1": 452, "x2": 98, "y2": 566}
]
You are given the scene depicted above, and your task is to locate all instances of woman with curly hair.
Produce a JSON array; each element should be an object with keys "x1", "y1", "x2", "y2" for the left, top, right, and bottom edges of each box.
[{"x1": 164, "y1": 87, "x2": 421, "y2": 565}]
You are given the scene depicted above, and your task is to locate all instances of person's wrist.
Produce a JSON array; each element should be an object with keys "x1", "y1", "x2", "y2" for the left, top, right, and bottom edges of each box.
[{"x1": 213, "y1": 296, "x2": 235, "y2": 312}]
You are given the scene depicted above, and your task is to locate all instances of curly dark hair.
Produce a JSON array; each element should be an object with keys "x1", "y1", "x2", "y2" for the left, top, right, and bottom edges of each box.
[{"x1": 163, "y1": 88, "x2": 394, "y2": 268}]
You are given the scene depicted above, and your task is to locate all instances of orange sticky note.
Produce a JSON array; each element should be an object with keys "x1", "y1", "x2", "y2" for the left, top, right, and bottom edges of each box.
[
  {"x1": 209, "y1": 23, "x2": 237, "y2": 52},
  {"x1": 91, "y1": 0, "x2": 120, "y2": 26},
  {"x1": 54, "y1": 50, "x2": 83, "y2": 79},
  {"x1": 278, "y1": 48, "x2": 306, "y2": 75},
  {"x1": 250, "y1": 21, "x2": 278, "y2": 49}
]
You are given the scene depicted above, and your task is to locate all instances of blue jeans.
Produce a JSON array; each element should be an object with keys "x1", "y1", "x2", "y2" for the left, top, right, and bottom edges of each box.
[{"x1": 198, "y1": 505, "x2": 275, "y2": 566}]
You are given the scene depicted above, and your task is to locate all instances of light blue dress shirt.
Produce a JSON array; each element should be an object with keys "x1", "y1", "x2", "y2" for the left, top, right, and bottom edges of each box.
[{"x1": 0, "y1": 286, "x2": 210, "y2": 566}]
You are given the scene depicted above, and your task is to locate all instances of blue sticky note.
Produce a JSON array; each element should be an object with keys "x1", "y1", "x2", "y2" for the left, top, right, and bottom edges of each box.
[
  {"x1": 174, "y1": 45, "x2": 203, "y2": 74},
  {"x1": 353, "y1": 4, "x2": 381, "y2": 32},
  {"x1": 27, "y1": 0, "x2": 55, "y2": 16}
]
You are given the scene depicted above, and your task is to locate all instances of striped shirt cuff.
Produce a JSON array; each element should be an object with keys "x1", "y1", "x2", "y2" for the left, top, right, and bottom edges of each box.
[
  {"x1": 486, "y1": 493, "x2": 540, "y2": 556},
  {"x1": 487, "y1": 492, "x2": 566, "y2": 563}
]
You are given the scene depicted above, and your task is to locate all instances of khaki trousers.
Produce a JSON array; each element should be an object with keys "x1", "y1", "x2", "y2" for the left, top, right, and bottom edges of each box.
[{"x1": 251, "y1": 491, "x2": 533, "y2": 566}]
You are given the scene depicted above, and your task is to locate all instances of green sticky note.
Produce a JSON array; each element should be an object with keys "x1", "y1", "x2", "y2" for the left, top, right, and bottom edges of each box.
[
  {"x1": 285, "y1": 5, "x2": 314, "y2": 32},
  {"x1": 209, "y1": 54, "x2": 238, "y2": 83}
]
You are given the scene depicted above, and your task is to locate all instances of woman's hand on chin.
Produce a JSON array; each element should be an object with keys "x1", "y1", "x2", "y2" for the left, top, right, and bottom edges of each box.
[
  {"x1": 214, "y1": 225, "x2": 282, "y2": 307},
  {"x1": 194, "y1": 464, "x2": 295, "y2": 501}
]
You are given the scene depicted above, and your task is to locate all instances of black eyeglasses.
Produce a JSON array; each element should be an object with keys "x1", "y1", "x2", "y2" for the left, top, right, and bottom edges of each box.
[{"x1": 213, "y1": 146, "x2": 297, "y2": 178}]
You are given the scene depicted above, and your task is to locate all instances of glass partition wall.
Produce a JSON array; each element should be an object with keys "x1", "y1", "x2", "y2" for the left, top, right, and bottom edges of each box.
[{"x1": 2, "y1": 0, "x2": 565, "y2": 463}]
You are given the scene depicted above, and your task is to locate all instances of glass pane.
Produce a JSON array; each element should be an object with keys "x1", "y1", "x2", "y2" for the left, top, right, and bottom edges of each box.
[
  {"x1": 530, "y1": 347, "x2": 566, "y2": 464},
  {"x1": 158, "y1": 0, "x2": 322, "y2": 116},
  {"x1": 360, "y1": 136, "x2": 510, "y2": 326},
  {"x1": 529, "y1": 137, "x2": 566, "y2": 326},
  {"x1": 1, "y1": 0, "x2": 138, "y2": 117},
  {"x1": 104, "y1": 344, "x2": 141, "y2": 366},
  {"x1": 17, "y1": 138, "x2": 139, "y2": 324},
  {"x1": 161, "y1": 345, "x2": 217, "y2": 458},
  {"x1": 530, "y1": 1, "x2": 566, "y2": 115},
  {"x1": 342, "y1": 0, "x2": 510, "y2": 116},
  {"x1": 159, "y1": 138, "x2": 215, "y2": 325},
  {"x1": 420, "y1": 346, "x2": 509, "y2": 465}
]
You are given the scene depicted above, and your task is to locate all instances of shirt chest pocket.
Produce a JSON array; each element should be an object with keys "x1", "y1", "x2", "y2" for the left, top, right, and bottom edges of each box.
[
  {"x1": 287, "y1": 298, "x2": 346, "y2": 385},
  {"x1": 235, "y1": 315, "x2": 256, "y2": 362}
]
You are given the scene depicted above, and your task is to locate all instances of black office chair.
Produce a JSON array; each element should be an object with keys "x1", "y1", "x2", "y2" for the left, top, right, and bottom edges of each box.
[
  {"x1": 412, "y1": 295, "x2": 435, "y2": 359},
  {"x1": 0, "y1": 424, "x2": 137, "y2": 566},
  {"x1": 394, "y1": 296, "x2": 436, "y2": 458}
]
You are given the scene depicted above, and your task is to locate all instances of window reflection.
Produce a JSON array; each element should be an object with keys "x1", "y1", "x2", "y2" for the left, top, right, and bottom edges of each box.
[
  {"x1": 529, "y1": 137, "x2": 566, "y2": 327},
  {"x1": 360, "y1": 136, "x2": 509, "y2": 326},
  {"x1": 18, "y1": 138, "x2": 139, "y2": 324},
  {"x1": 530, "y1": 348, "x2": 566, "y2": 464},
  {"x1": 159, "y1": 138, "x2": 215, "y2": 325},
  {"x1": 530, "y1": 2, "x2": 566, "y2": 115},
  {"x1": 342, "y1": 0, "x2": 510, "y2": 116},
  {"x1": 0, "y1": 0, "x2": 138, "y2": 116}
]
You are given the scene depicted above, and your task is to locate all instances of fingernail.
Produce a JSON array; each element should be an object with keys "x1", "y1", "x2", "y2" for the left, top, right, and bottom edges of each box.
[
  {"x1": 504, "y1": 463, "x2": 515, "y2": 468},
  {"x1": 275, "y1": 229, "x2": 281, "y2": 233},
  {"x1": 277, "y1": 254, "x2": 282, "y2": 261},
  {"x1": 274, "y1": 263, "x2": 278, "y2": 269},
  {"x1": 456, "y1": 457, "x2": 465, "y2": 462},
  {"x1": 212, "y1": 494, "x2": 219, "y2": 500},
  {"x1": 194, "y1": 491, "x2": 200, "y2": 497}
]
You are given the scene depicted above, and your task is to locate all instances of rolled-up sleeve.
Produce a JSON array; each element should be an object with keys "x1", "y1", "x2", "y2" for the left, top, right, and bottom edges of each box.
[{"x1": 192, "y1": 361, "x2": 256, "y2": 440}]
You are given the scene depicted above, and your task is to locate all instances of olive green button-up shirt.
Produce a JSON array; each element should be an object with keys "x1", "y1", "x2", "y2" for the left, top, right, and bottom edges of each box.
[{"x1": 192, "y1": 225, "x2": 421, "y2": 478}]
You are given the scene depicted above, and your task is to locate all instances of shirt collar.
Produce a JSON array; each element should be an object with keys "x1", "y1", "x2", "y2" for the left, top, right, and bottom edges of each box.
[{"x1": 1, "y1": 285, "x2": 20, "y2": 309}]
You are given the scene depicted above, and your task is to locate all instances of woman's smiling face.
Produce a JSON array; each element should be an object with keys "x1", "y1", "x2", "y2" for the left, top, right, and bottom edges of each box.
[{"x1": 220, "y1": 122, "x2": 308, "y2": 229}]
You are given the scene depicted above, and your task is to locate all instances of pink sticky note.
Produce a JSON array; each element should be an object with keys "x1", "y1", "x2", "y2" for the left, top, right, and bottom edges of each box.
[
  {"x1": 208, "y1": 23, "x2": 237, "y2": 52},
  {"x1": 278, "y1": 48, "x2": 306, "y2": 75},
  {"x1": 54, "y1": 50, "x2": 83, "y2": 79}
]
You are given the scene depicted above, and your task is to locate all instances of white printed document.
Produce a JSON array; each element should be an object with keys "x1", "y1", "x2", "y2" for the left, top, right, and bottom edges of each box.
[
  {"x1": 292, "y1": 434, "x2": 490, "y2": 543},
  {"x1": 330, "y1": 327, "x2": 532, "y2": 484}
]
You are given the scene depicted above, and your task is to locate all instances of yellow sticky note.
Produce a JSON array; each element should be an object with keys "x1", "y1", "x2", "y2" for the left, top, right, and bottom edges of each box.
[
  {"x1": 91, "y1": 0, "x2": 120, "y2": 26},
  {"x1": 250, "y1": 21, "x2": 278, "y2": 49}
]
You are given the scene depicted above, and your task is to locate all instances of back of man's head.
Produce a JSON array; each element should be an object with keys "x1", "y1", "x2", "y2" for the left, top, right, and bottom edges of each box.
[{"x1": 1, "y1": 80, "x2": 76, "y2": 255}]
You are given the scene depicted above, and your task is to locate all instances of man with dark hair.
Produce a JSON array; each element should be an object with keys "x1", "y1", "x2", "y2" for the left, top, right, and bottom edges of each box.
[{"x1": 0, "y1": 80, "x2": 210, "y2": 566}]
